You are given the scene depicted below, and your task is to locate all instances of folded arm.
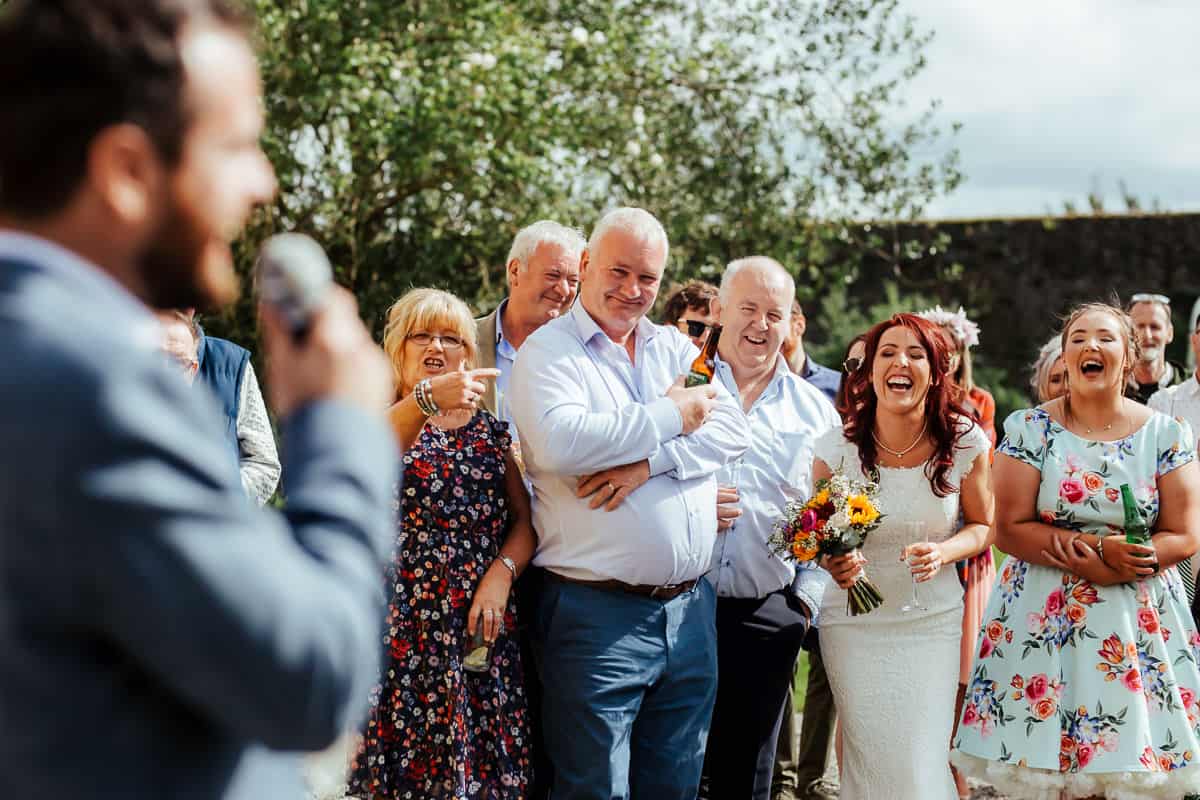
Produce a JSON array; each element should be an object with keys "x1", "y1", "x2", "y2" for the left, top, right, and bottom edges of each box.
[
  {"x1": 509, "y1": 336, "x2": 683, "y2": 475},
  {"x1": 74, "y1": 367, "x2": 398, "y2": 751}
]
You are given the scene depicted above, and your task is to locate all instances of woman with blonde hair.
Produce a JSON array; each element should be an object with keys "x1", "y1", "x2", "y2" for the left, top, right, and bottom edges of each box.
[
  {"x1": 348, "y1": 288, "x2": 535, "y2": 800},
  {"x1": 954, "y1": 302, "x2": 1200, "y2": 799},
  {"x1": 1030, "y1": 335, "x2": 1067, "y2": 403}
]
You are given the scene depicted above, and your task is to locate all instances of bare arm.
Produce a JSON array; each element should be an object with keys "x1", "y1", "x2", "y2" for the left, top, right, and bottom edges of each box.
[
  {"x1": 1149, "y1": 459, "x2": 1200, "y2": 569},
  {"x1": 938, "y1": 451, "x2": 994, "y2": 563},
  {"x1": 387, "y1": 368, "x2": 501, "y2": 451},
  {"x1": 468, "y1": 449, "x2": 537, "y2": 642},
  {"x1": 992, "y1": 453, "x2": 1123, "y2": 584}
]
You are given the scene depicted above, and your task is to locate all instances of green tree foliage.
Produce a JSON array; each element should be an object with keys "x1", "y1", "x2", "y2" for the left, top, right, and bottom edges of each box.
[{"x1": 214, "y1": 0, "x2": 959, "y2": 344}]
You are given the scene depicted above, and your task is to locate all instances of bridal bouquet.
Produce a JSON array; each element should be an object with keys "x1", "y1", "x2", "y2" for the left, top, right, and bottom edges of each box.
[{"x1": 771, "y1": 468, "x2": 886, "y2": 615}]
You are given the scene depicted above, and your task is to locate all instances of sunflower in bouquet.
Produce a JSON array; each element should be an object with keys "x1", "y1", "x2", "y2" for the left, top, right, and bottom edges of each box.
[{"x1": 771, "y1": 468, "x2": 886, "y2": 615}]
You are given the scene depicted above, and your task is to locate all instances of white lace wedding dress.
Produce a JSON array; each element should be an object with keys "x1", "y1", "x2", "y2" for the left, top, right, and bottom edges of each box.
[{"x1": 814, "y1": 423, "x2": 989, "y2": 800}]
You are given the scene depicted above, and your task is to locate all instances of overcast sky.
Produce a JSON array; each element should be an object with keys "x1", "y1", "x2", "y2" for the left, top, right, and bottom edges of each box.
[{"x1": 900, "y1": 0, "x2": 1200, "y2": 220}]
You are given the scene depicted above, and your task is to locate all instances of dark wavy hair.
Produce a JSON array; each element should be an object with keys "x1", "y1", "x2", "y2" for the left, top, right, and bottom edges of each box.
[
  {"x1": 838, "y1": 313, "x2": 972, "y2": 497},
  {"x1": 834, "y1": 333, "x2": 868, "y2": 415}
]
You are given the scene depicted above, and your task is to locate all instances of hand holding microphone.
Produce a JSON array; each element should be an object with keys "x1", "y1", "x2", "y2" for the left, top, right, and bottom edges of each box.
[{"x1": 256, "y1": 234, "x2": 393, "y2": 418}]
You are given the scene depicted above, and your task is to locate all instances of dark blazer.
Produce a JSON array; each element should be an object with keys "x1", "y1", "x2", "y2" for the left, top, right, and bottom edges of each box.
[{"x1": 0, "y1": 242, "x2": 398, "y2": 799}]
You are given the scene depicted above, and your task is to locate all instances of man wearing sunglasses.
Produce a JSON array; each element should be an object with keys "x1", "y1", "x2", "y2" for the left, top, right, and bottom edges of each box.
[
  {"x1": 662, "y1": 279, "x2": 719, "y2": 349},
  {"x1": 1128, "y1": 293, "x2": 1186, "y2": 405}
]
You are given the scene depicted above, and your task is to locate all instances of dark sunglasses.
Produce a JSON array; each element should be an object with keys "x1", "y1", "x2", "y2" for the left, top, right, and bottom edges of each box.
[
  {"x1": 682, "y1": 320, "x2": 712, "y2": 338},
  {"x1": 842, "y1": 356, "x2": 862, "y2": 373}
]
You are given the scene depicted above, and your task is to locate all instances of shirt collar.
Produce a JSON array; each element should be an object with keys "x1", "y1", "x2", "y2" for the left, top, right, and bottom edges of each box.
[
  {"x1": 0, "y1": 231, "x2": 159, "y2": 349},
  {"x1": 570, "y1": 300, "x2": 661, "y2": 348},
  {"x1": 715, "y1": 353, "x2": 792, "y2": 404}
]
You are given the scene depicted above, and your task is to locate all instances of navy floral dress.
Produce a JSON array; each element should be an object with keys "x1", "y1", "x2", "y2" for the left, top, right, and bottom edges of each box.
[{"x1": 348, "y1": 411, "x2": 531, "y2": 799}]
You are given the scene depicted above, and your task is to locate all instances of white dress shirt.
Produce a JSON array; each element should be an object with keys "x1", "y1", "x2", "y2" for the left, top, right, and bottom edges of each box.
[
  {"x1": 509, "y1": 301, "x2": 749, "y2": 586},
  {"x1": 1149, "y1": 376, "x2": 1200, "y2": 447},
  {"x1": 1149, "y1": 376, "x2": 1200, "y2": 601},
  {"x1": 708, "y1": 355, "x2": 840, "y2": 619}
]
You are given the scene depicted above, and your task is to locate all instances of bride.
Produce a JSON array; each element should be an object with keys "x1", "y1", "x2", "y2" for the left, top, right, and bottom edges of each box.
[{"x1": 816, "y1": 313, "x2": 994, "y2": 799}]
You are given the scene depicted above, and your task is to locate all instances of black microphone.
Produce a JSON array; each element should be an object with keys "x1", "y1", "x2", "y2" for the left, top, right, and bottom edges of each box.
[{"x1": 255, "y1": 233, "x2": 334, "y2": 340}]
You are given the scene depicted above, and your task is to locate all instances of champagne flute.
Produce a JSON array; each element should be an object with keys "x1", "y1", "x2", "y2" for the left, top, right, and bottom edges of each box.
[
  {"x1": 717, "y1": 457, "x2": 742, "y2": 533},
  {"x1": 900, "y1": 520, "x2": 929, "y2": 613}
]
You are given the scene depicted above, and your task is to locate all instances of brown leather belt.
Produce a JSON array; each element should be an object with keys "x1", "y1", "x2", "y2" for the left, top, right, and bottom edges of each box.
[{"x1": 546, "y1": 570, "x2": 699, "y2": 602}]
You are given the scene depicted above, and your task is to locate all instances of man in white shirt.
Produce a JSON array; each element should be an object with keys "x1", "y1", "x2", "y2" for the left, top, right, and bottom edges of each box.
[
  {"x1": 1149, "y1": 314, "x2": 1200, "y2": 612},
  {"x1": 510, "y1": 207, "x2": 748, "y2": 800},
  {"x1": 697, "y1": 257, "x2": 839, "y2": 800}
]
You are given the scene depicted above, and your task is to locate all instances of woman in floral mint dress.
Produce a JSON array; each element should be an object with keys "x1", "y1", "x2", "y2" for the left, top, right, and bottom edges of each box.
[{"x1": 953, "y1": 303, "x2": 1200, "y2": 799}]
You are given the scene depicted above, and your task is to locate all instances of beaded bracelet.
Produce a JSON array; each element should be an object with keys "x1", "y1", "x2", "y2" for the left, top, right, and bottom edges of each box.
[{"x1": 414, "y1": 378, "x2": 440, "y2": 416}]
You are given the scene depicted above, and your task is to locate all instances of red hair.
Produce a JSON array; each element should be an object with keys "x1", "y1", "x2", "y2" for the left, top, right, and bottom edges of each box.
[{"x1": 837, "y1": 313, "x2": 972, "y2": 497}]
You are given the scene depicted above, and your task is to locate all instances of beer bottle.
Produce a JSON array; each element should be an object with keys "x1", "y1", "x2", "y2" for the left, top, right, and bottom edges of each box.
[
  {"x1": 685, "y1": 325, "x2": 722, "y2": 387},
  {"x1": 1120, "y1": 483, "x2": 1149, "y2": 544}
]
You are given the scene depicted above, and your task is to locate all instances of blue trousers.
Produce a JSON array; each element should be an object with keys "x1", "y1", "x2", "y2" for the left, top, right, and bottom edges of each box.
[{"x1": 536, "y1": 577, "x2": 718, "y2": 800}]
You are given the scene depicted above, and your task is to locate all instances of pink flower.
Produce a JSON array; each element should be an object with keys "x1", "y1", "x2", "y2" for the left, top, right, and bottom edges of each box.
[
  {"x1": 1045, "y1": 589, "x2": 1067, "y2": 617},
  {"x1": 799, "y1": 509, "x2": 819, "y2": 532},
  {"x1": 978, "y1": 636, "x2": 994, "y2": 660},
  {"x1": 1077, "y1": 743, "x2": 1096, "y2": 768},
  {"x1": 1027, "y1": 611, "x2": 1046, "y2": 633},
  {"x1": 1180, "y1": 687, "x2": 1196, "y2": 709},
  {"x1": 1059, "y1": 477, "x2": 1087, "y2": 505},
  {"x1": 1123, "y1": 669, "x2": 1143, "y2": 692},
  {"x1": 1100, "y1": 731, "x2": 1119, "y2": 753},
  {"x1": 962, "y1": 703, "x2": 979, "y2": 727},
  {"x1": 1025, "y1": 673, "x2": 1050, "y2": 701},
  {"x1": 1065, "y1": 454, "x2": 1083, "y2": 475},
  {"x1": 1138, "y1": 607, "x2": 1160, "y2": 635}
]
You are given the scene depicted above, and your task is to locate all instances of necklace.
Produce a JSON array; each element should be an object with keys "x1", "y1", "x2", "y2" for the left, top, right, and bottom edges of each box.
[
  {"x1": 872, "y1": 420, "x2": 929, "y2": 461},
  {"x1": 1067, "y1": 400, "x2": 1125, "y2": 437}
]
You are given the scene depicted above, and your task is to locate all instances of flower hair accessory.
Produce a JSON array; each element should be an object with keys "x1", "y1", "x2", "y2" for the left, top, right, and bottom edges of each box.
[{"x1": 916, "y1": 305, "x2": 980, "y2": 349}]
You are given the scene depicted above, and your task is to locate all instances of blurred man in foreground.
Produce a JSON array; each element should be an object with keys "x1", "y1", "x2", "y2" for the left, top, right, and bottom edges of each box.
[{"x1": 0, "y1": 2, "x2": 397, "y2": 798}]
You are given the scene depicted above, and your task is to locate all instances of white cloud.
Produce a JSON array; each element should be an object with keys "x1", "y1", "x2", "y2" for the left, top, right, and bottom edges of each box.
[{"x1": 899, "y1": 0, "x2": 1200, "y2": 218}]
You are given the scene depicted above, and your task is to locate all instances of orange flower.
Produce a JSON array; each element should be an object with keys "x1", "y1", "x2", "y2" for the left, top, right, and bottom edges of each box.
[
  {"x1": 1060, "y1": 734, "x2": 1076, "y2": 754},
  {"x1": 1066, "y1": 604, "x2": 1087, "y2": 624},
  {"x1": 1097, "y1": 634, "x2": 1126, "y2": 665},
  {"x1": 1071, "y1": 583, "x2": 1099, "y2": 605},
  {"x1": 1032, "y1": 698, "x2": 1057, "y2": 720},
  {"x1": 1011, "y1": 675, "x2": 1025, "y2": 689},
  {"x1": 1083, "y1": 472, "x2": 1105, "y2": 495},
  {"x1": 1059, "y1": 754, "x2": 1072, "y2": 773},
  {"x1": 986, "y1": 621, "x2": 1005, "y2": 643}
]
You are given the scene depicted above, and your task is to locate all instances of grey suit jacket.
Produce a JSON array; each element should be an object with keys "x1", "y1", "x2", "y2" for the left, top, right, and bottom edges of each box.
[
  {"x1": 476, "y1": 307, "x2": 500, "y2": 416},
  {"x1": 0, "y1": 241, "x2": 398, "y2": 799}
]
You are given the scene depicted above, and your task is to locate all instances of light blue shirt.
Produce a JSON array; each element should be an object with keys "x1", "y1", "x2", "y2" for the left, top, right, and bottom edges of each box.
[
  {"x1": 709, "y1": 354, "x2": 840, "y2": 622},
  {"x1": 509, "y1": 301, "x2": 749, "y2": 585},
  {"x1": 492, "y1": 299, "x2": 520, "y2": 438}
]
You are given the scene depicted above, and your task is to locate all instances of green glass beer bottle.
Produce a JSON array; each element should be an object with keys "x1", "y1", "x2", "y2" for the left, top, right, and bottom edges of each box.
[
  {"x1": 1120, "y1": 483, "x2": 1149, "y2": 544},
  {"x1": 685, "y1": 326, "x2": 722, "y2": 387}
]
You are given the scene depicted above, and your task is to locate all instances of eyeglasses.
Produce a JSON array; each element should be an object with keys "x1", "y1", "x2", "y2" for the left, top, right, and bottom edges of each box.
[
  {"x1": 842, "y1": 356, "x2": 862, "y2": 373},
  {"x1": 1131, "y1": 293, "x2": 1170, "y2": 306},
  {"x1": 678, "y1": 320, "x2": 712, "y2": 338},
  {"x1": 407, "y1": 332, "x2": 465, "y2": 351}
]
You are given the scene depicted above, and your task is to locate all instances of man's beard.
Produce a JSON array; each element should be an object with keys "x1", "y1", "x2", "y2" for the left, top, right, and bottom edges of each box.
[
  {"x1": 137, "y1": 194, "x2": 239, "y2": 313},
  {"x1": 1139, "y1": 345, "x2": 1162, "y2": 363}
]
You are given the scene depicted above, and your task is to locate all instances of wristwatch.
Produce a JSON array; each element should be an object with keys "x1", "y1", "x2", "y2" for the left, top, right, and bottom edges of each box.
[{"x1": 497, "y1": 555, "x2": 518, "y2": 579}]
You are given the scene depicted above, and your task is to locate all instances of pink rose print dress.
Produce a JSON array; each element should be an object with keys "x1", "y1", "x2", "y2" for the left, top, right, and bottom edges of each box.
[{"x1": 953, "y1": 408, "x2": 1200, "y2": 800}]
